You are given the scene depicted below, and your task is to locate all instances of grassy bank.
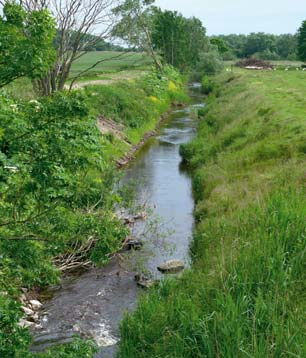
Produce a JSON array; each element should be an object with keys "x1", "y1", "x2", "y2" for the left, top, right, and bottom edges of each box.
[
  {"x1": 0, "y1": 66, "x2": 187, "y2": 357},
  {"x1": 119, "y1": 70, "x2": 306, "y2": 356}
]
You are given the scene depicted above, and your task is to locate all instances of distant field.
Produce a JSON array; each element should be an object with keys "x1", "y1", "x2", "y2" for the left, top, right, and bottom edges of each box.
[
  {"x1": 224, "y1": 60, "x2": 303, "y2": 68},
  {"x1": 70, "y1": 51, "x2": 153, "y2": 78}
]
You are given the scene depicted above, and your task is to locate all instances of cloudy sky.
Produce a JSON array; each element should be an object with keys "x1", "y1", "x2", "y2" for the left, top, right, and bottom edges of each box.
[{"x1": 155, "y1": 0, "x2": 306, "y2": 35}]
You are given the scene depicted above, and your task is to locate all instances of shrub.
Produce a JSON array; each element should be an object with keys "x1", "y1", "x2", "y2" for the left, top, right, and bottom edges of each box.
[
  {"x1": 200, "y1": 75, "x2": 214, "y2": 94},
  {"x1": 193, "y1": 51, "x2": 224, "y2": 80}
]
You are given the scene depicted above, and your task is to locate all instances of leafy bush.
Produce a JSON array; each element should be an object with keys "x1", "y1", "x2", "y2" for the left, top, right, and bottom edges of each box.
[
  {"x1": 0, "y1": 90, "x2": 129, "y2": 355},
  {"x1": 0, "y1": 295, "x2": 31, "y2": 357},
  {"x1": 193, "y1": 51, "x2": 224, "y2": 80},
  {"x1": 200, "y1": 75, "x2": 214, "y2": 94}
]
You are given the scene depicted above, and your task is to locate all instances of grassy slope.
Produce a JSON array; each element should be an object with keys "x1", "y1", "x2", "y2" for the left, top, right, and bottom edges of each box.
[{"x1": 118, "y1": 70, "x2": 306, "y2": 357}]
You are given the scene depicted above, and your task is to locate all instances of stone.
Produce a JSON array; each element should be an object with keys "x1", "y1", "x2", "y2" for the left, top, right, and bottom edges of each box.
[
  {"x1": 29, "y1": 299, "x2": 42, "y2": 311},
  {"x1": 157, "y1": 259, "x2": 185, "y2": 274},
  {"x1": 137, "y1": 279, "x2": 158, "y2": 289},
  {"x1": 135, "y1": 274, "x2": 158, "y2": 289},
  {"x1": 18, "y1": 319, "x2": 35, "y2": 328},
  {"x1": 28, "y1": 313, "x2": 39, "y2": 323},
  {"x1": 21, "y1": 306, "x2": 34, "y2": 316},
  {"x1": 125, "y1": 238, "x2": 143, "y2": 251},
  {"x1": 123, "y1": 217, "x2": 135, "y2": 225},
  {"x1": 20, "y1": 294, "x2": 27, "y2": 304},
  {"x1": 134, "y1": 212, "x2": 147, "y2": 220}
]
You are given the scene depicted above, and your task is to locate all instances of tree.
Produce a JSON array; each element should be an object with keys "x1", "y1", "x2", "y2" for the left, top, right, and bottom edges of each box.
[
  {"x1": 20, "y1": 0, "x2": 127, "y2": 95},
  {"x1": 297, "y1": 20, "x2": 306, "y2": 62},
  {"x1": 243, "y1": 32, "x2": 276, "y2": 58},
  {"x1": 151, "y1": 9, "x2": 208, "y2": 70},
  {"x1": 0, "y1": 2, "x2": 55, "y2": 88},
  {"x1": 210, "y1": 38, "x2": 229, "y2": 54},
  {"x1": 276, "y1": 34, "x2": 297, "y2": 59},
  {"x1": 113, "y1": 0, "x2": 162, "y2": 71}
]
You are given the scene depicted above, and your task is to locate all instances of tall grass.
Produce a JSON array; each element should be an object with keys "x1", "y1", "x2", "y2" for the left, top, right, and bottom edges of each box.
[{"x1": 118, "y1": 70, "x2": 306, "y2": 357}]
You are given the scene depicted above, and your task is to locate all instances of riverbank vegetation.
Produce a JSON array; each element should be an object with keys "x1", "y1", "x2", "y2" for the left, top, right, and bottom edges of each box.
[
  {"x1": 0, "y1": 65, "x2": 187, "y2": 356},
  {"x1": 119, "y1": 69, "x2": 306, "y2": 357},
  {"x1": 0, "y1": 4, "x2": 187, "y2": 354},
  {"x1": 2, "y1": 0, "x2": 306, "y2": 355}
]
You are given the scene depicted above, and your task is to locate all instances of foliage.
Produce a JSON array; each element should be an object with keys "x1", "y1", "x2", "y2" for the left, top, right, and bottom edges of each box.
[
  {"x1": 297, "y1": 20, "x2": 306, "y2": 62},
  {"x1": 0, "y1": 294, "x2": 32, "y2": 357},
  {"x1": 0, "y1": 2, "x2": 55, "y2": 87},
  {"x1": 193, "y1": 50, "x2": 223, "y2": 78},
  {"x1": 0, "y1": 90, "x2": 128, "y2": 355},
  {"x1": 0, "y1": 66, "x2": 186, "y2": 356},
  {"x1": 213, "y1": 33, "x2": 297, "y2": 60},
  {"x1": 112, "y1": 0, "x2": 162, "y2": 70},
  {"x1": 151, "y1": 8, "x2": 208, "y2": 70},
  {"x1": 37, "y1": 337, "x2": 98, "y2": 357},
  {"x1": 119, "y1": 70, "x2": 306, "y2": 356},
  {"x1": 210, "y1": 38, "x2": 229, "y2": 54},
  {"x1": 200, "y1": 75, "x2": 214, "y2": 95}
]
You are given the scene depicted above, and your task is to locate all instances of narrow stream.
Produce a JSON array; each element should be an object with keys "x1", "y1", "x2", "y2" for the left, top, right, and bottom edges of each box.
[{"x1": 31, "y1": 86, "x2": 203, "y2": 357}]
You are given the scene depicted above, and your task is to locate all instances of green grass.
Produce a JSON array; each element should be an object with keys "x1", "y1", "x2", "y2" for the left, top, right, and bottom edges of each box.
[
  {"x1": 2, "y1": 77, "x2": 35, "y2": 100},
  {"x1": 118, "y1": 69, "x2": 306, "y2": 357},
  {"x1": 70, "y1": 51, "x2": 153, "y2": 78},
  {"x1": 224, "y1": 60, "x2": 303, "y2": 69}
]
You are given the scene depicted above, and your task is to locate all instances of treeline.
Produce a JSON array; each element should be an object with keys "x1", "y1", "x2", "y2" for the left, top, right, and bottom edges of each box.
[
  {"x1": 53, "y1": 31, "x2": 125, "y2": 52},
  {"x1": 212, "y1": 33, "x2": 298, "y2": 60}
]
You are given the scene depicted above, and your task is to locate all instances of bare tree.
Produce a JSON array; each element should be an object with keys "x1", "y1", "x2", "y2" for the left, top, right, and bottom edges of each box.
[{"x1": 20, "y1": 0, "x2": 128, "y2": 95}]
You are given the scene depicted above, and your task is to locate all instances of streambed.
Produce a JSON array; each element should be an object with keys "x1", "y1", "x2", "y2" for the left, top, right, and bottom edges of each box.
[{"x1": 31, "y1": 86, "x2": 203, "y2": 357}]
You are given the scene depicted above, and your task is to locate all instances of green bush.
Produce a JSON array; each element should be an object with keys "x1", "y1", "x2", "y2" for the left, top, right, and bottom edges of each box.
[
  {"x1": 193, "y1": 51, "x2": 224, "y2": 80},
  {"x1": 200, "y1": 75, "x2": 214, "y2": 94}
]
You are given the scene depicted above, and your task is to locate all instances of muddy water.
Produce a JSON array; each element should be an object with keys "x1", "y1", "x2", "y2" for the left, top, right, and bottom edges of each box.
[{"x1": 31, "y1": 87, "x2": 203, "y2": 357}]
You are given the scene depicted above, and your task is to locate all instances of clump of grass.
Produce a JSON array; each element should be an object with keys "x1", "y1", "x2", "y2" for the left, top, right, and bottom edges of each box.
[{"x1": 118, "y1": 70, "x2": 306, "y2": 357}]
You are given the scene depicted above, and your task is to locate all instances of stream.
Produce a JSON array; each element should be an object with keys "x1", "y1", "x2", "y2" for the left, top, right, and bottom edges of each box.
[{"x1": 31, "y1": 85, "x2": 203, "y2": 357}]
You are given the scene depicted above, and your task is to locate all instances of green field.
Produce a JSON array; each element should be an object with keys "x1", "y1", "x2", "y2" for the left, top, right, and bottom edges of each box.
[
  {"x1": 70, "y1": 51, "x2": 153, "y2": 77},
  {"x1": 224, "y1": 60, "x2": 303, "y2": 68},
  {"x1": 119, "y1": 69, "x2": 306, "y2": 357}
]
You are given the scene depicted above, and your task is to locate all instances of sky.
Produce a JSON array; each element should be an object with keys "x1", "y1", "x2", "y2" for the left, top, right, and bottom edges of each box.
[{"x1": 154, "y1": 0, "x2": 306, "y2": 35}]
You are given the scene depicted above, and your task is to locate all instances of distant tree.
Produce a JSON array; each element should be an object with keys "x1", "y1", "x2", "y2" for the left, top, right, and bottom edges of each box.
[
  {"x1": 297, "y1": 20, "x2": 306, "y2": 62},
  {"x1": 210, "y1": 38, "x2": 229, "y2": 54},
  {"x1": 113, "y1": 0, "x2": 163, "y2": 71},
  {"x1": 276, "y1": 34, "x2": 297, "y2": 59},
  {"x1": 213, "y1": 33, "x2": 297, "y2": 60},
  {"x1": 243, "y1": 32, "x2": 276, "y2": 57},
  {"x1": 194, "y1": 50, "x2": 223, "y2": 78},
  {"x1": 151, "y1": 9, "x2": 208, "y2": 70},
  {"x1": 0, "y1": 2, "x2": 55, "y2": 87}
]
